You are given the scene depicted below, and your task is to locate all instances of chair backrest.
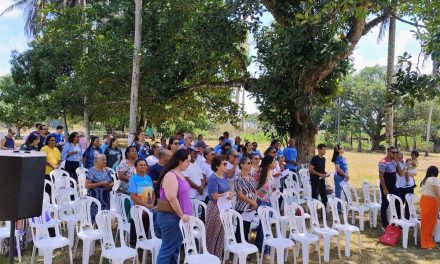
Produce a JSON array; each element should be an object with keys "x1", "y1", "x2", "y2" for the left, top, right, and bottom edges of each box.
[
  {"x1": 341, "y1": 183, "x2": 356, "y2": 206},
  {"x1": 376, "y1": 180, "x2": 382, "y2": 203},
  {"x1": 130, "y1": 205, "x2": 158, "y2": 243},
  {"x1": 257, "y1": 205, "x2": 281, "y2": 240},
  {"x1": 191, "y1": 199, "x2": 207, "y2": 222},
  {"x1": 78, "y1": 174, "x2": 87, "y2": 196},
  {"x1": 49, "y1": 169, "x2": 70, "y2": 183},
  {"x1": 220, "y1": 209, "x2": 245, "y2": 246},
  {"x1": 75, "y1": 196, "x2": 101, "y2": 233},
  {"x1": 54, "y1": 186, "x2": 78, "y2": 218},
  {"x1": 115, "y1": 192, "x2": 131, "y2": 223},
  {"x1": 54, "y1": 174, "x2": 78, "y2": 191},
  {"x1": 283, "y1": 188, "x2": 302, "y2": 204},
  {"x1": 285, "y1": 202, "x2": 308, "y2": 235},
  {"x1": 180, "y1": 216, "x2": 208, "y2": 258},
  {"x1": 284, "y1": 174, "x2": 300, "y2": 190},
  {"x1": 96, "y1": 210, "x2": 128, "y2": 251},
  {"x1": 107, "y1": 167, "x2": 118, "y2": 181},
  {"x1": 44, "y1": 179, "x2": 56, "y2": 205},
  {"x1": 387, "y1": 194, "x2": 404, "y2": 221},
  {"x1": 361, "y1": 181, "x2": 372, "y2": 205},
  {"x1": 328, "y1": 197, "x2": 349, "y2": 227},
  {"x1": 76, "y1": 167, "x2": 89, "y2": 178},
  {"x1": 405, "y1": 193, "x2": 419, "y2": 220},
  {"x1": 29, "y1": 203, "x2": 61, "y2": 242},
  {"x1": 109, "y1": 181, "x2": 121, "y2": 210},
  {"x1": 307, "y1": 199, "x2": 330, "y2": 229},
  {"x1": 270, "y1": 190, "x2": 281, "y2": 212}
]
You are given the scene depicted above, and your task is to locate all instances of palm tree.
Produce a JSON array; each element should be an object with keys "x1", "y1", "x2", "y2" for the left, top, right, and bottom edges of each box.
[{"x1": 384, "y1": 5, "x2": 396, "y2": 147}]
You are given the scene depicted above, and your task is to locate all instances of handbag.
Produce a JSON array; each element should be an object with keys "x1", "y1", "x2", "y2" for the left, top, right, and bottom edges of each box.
[
  {"x1": 156, "y1": 199, "x2": 175, "y2": 213},
  {"x1": 379, "y1": 224, "x2": 401, "y2": 247}
]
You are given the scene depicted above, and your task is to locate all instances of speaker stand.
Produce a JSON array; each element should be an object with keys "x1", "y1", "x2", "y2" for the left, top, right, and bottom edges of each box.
[{"x1": 8, "y1": 219, "x2": 15, "y2": 264}]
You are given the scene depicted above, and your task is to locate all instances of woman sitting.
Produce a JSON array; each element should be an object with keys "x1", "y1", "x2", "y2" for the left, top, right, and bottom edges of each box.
[
  {"x1": 85, "y1": 154, "x2": 113, "y2": 221},
  {"x1": 20, "y1": 133, "x2": 40, "y2": 151}
]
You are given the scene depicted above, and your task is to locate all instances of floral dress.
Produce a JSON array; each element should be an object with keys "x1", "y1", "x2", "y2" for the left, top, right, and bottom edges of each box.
[{"x1": 116, "y1": 159, "x2": 136, "y2": 194}]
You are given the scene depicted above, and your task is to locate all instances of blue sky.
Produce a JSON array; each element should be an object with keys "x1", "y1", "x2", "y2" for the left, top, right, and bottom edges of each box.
[{"x1": 0, "y1": 1, "x2": 432, "y2": 113}]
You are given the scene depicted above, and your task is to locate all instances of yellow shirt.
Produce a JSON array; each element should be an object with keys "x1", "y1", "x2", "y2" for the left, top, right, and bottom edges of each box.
[{"x1": 41, "y1": 146, "x2": 61, "y2": 175}]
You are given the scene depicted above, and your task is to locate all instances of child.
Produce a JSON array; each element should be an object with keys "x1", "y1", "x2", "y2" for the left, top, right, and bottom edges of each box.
[{"x1": 405, "y1": 150, "x2": 419, "y2": 187}]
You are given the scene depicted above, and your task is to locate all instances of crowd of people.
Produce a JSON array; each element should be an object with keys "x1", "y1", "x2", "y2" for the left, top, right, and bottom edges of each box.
[{"x1": 2, "y1": 125, "x2": 440, "y2": 262}]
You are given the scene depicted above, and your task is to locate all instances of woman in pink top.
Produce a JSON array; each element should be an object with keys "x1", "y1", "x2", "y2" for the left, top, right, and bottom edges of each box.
[{"x1": 156, "y1": 149, "x2": 192, "y2": 264}]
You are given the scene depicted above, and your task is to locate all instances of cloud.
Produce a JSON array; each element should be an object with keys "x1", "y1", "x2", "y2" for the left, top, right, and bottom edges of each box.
[{"x1": 0, "y1": 0, "x2": 23, "y2": 18}]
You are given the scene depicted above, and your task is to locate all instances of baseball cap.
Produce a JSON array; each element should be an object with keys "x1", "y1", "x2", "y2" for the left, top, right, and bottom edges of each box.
[{"x1": 195, "y1": 141, "x2": 207, "y2": 148}]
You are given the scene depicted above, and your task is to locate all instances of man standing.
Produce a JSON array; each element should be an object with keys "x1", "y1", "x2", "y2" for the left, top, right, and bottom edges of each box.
[
  {"x1": 183, "y1": 148, "x2": 207, "y2": 201},
  {"x1": 226, "y1": 149, "x2": 241, "y2": 193},
  {"x1": 37, "y1": 124, "x2": 50, "y2": 150},
  {"x1": 1, "y1": 128, "x2": 15, "y2": 150},
  {"x1": 309, "y1": 144, "x2": 330, "y2": 207},
  {"x1": 214, "y1": 136, "x2": 225, "y2": 154},
  {"x1": 223, "y1": 131, "x2": 233, "y2": 145},
  {"x1": 100, "y1": 133, "x2": 113, "y2": 153},
  {"x1": 194, "y1": 141, "x2": 207, "y2": 166},
  {"x1": 251, "y1": 142, "x2": 263, "y2": 159},
  {"x1": 179, "y1": 133, "x2": 193, "y2": 149},
  {"x1": 379, "y1": 146, "x2": 402, "y2": 228},
  {"x1": 51, "y1": 125, "x2": 65, "y2": 151},
  {"x1": 146, "y1": 142, "x2": 161, "y2": 166},
  {"x1": 283, "y1": 139, "x2": 299, "y2": 173},
  {"x1": 149, "y1": 149, "x2": 172, "y2": 186}
]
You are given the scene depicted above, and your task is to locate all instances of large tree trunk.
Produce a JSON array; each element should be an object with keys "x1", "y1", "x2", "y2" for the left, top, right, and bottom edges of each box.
[
  {"x1": 426, "y1": 58, "x2": 438, "y2": 147},
  {"x1": 371, "y1": 135, "x2": 381, "y2": 151},
  {"x1": 289, "y1": 110, "x2": 316, "y2": 164},
  {"x1": 128, "y1": 0, "x2": 142, "y2": 145},
  {"x1": 385, "y1": 8, "x2": 396, "y2": 147},
  {"x1": 434, "y1": 140, "x2": 440, "y2": 153},
  {"x1": 412, "y1": 135, "x2": 417, "y2": 150}
]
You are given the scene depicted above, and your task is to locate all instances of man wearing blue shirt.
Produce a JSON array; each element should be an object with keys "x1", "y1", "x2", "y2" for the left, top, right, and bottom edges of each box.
[
  {"x1": 214, "y1": 136, "x2": 226, "y2": 154},
  {"x1": 100, "y1": 133, "x2": 113, "y2": 153},
  {"x1": 223, "y1": 131, "x2": 233, "y2": 145},
  {"x1": 283, "y1": 139, "x2": 299, "y2": 172},
  {"x1": 251, "y1": 142, "x2": 263, "y2": 159},
  {"x1": 50, "y1": 125, "x2": 65, "y2": 151}
]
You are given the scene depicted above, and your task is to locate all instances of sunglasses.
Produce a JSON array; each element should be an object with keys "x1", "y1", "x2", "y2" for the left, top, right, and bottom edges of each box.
[
  {"x1": 270, "y1": 151, "x2": 276, "y2": 154},
  {"x1": 173, "y1": 142, "x2": 179, "y2": 145},
  {"x1": 245, "y1": 162, "x2": 251, "y2": 165},
  {"x1": 391, "y1": 151, "x2": 397, "y2": 154},
  {"x1": 221, "y1": 162, "x2": 228, "y2": 166}
]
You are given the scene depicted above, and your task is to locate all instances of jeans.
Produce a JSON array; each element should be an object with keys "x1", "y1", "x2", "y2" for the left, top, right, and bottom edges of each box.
[
  {"x1": 398, "y1": 186, "x2": 415, "y2": 220},
  {"x1": 156, "y1": 212, "x2": 182, "y2": 264},
  {"x1": 311, "y1": 176, "x2": 327, "y2": 207},
  {"x1": 256, "y1": 200, "x2": 271, "y2": 255},
  {"x1": 334, "y1": 174, "x2": 345, "y2": 210}
]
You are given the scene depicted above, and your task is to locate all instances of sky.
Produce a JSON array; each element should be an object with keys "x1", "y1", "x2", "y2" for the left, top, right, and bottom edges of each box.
[{"x1": 0, "y1": 1, "x2": 433, "y2": 113}]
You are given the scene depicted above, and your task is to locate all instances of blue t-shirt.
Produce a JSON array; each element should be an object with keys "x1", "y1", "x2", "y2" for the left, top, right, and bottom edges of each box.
[
  {"x1": 128, "y1": 174, "x2": 154, "y2": 204},
  {"x1": 283, "y1": 147, "x2": 298, "y2": 170},
  {"x1": 149, "y1": 163, "x2": 164, "y2": 182},
  {"x1": 83, "y1": 147, "x2": 103, "y2": 169},
  {"x1": 251, "y1": 150, "x2": 263, "y2": 159},
  {"x1": 208, "y1": 173, "x2": 229, "y2": 201},
  {"x1": 214, "y1": 144, "x2": 222, "y2": 154},
  {"x1": 334, "y1": 156, "x2": 348, "y2": 177},
  {"x1": 100, "y1": 143, "x2": 109, "y2": 153},
  {"x1": 50, "y1": 133, "x2": 64, "y2": 144}
]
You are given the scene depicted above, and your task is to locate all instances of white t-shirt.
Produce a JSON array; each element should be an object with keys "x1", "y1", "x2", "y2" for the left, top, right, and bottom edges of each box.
[
  {"x1": 396, "y1": 162, "x2": 415, "y2": 188},
  {"x1": 146, "y1": 155, "x2": 159, "y2": 167},
  {"x1": 226, "y1": 161, "x2": 241, "y2": 182},
  {"x1": 200, "y1": 162, "x2": 214, "y2": 197},
  {"x1": 183, "y1": 162, "x2": 205, "y2": 200},
  {"x1": 195, "y1": 154, "x2": 206, "y2": 167},
  {"x1": 421, "y1": 177, "x2": 440, "y2": 197}
]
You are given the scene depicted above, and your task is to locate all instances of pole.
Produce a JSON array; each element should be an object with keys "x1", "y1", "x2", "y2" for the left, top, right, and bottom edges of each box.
[
  {"x1": 8, "y1": 220, "x2": 15, "y2": 264},
  {"x1": 241, "y1": 86, "x2": 245, "y2": 141},
  {"x1": 337, "y1": 96, "x2": 341, "y2": 145}
]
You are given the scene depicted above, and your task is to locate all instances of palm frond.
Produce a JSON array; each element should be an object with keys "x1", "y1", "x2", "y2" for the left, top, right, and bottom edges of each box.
[{"x1": 0, "y1": 0, "x2": 28, "y2": 16}]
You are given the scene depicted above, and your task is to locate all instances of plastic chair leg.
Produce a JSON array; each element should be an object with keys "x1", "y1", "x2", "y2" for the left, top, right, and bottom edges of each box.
[
  {"x1": 31, "y1": 246, "x2": 36, "y2": 264},
  {"x1": 344, "y1": 231, "x2": 352, "y2": 257},
  {"x1": 43, "y1": 249, "x2": 54, "y2": 264},
  {"x1": 275, "y1": 247, "x2": 285, "y2": 264},
  {"x1": 68, "y1": 245, "x2": 74, "y2": 264},
  {"x1": 372, "y1": 209, "x2": 378, "y2": 227},
  {"x1": 322, "y1": 236, "x2": 332, "y2": 262},
  {"x1": 15, "y1": 235, "x2": 21, "y2": 263},
  {"x1": 359, "y1": 212, "x2": 365, "y2": 231},
  {"x1": 67, "y1": 221, "x2": 75, "y2": 247},
  {"x1": 141, "y1": 249, "x2": 147, "y2": 264},
  {"x1": 402, "y1": 226, "x2": 409, "y2": 249},
  {"x1": 82, "y1": 240, "x2": 91, "y2": 264},
  {"x1": 302, "y1": 243, "x2": 310, "y2": 264}
]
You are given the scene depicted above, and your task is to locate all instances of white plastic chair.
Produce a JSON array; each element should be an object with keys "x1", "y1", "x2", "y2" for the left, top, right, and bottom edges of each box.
[
  {"x1": 130, "y1": 205, "x2": 162, "y2": 264},
  {"x1": 109, "y1": 180, "x2": 121, "y2": 211},
  {"x1": 50, "y1": 169, "x2": 70, "y2": 183},
  {"x1": 76, "y1": 167, "x2": 89, "y2": 178},
  {"x1": 361, "y1": 182, "x2": 381, "y2": 228},
  {"x1": 73, "y1": 196, "x2": 102, "y2": 264},
  {"x1": 0, "y1": 221, "x2": 23, "y2": 263},
  {"x1": 285, "y1": 203, "x2": 321, "y2": 264},
  {"x1": 54, "y1": 173, "x2": 78, "y2": 192},
  {"x1": 78, "y1": 174, "x2": 88, "y2": 197},
  {"x1": 328, "y1": 197, "x2": 361, "y2": 258},
  {"x1": 54, "y1": 186, "x2": 79, "y2": 247},
  {"x1": 279, "y1": 191, "x2": 311, "y2": 233},
  {"x1": 44, "y1": 179, "x2": 57, "y2": 206},
  {"x1": 191, "y1": 199, "x2": 207, "y2": 222},
  {"x1": 341, "y1": 184, "x2": 369, "y2": 231},
  {"x1": 179, "y1": 216, "x2": 220, "y2": 264},
  {"x1": 29, "y1": 203, "x2": 73, "y2": 264},
  {"x1": 299, "y1": 169, "x2": 312, "y2": 200},
  {"x1": 107, "y1": 167, "x2": 118, "y2": 181},
  {"x1": 95, "y1": 210, "x2": 138, "y2": 264},
  {"x1": 405, "y1": 193, "x2": 421, "y2": 226},
  {"x1": 270, "y1": 191, "x2": 289, "y2": 237},
  {"x1": 220, "y1": 209, "x2": 259, "y2": 264},
  {"x1": 387, "y1": 194, "x2": 418, "y2": 248},
  {"x1": 307, "y1": 199, "x2": 340, "y2": 262},
  {"x1": 114, "y1": 192, "x2": 131, "y2": 245},
  {"x1": 257, "y1": 206, "x2": 296, "y2": 264}
]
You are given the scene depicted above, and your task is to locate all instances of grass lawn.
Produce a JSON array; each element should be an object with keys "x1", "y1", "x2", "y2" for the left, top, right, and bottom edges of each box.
[{"x1": 1, "y1": 150, "x2": 440, "y2": 263}]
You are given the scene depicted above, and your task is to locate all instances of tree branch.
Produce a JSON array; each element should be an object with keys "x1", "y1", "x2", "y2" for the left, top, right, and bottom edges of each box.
[
  {"x1": 391, "y1": 13, "x2": 426, "y2": 29},
  {"x1": 262, "y1": 0, "x2": 288, "y2": 26},
  {"x1": 362, "y1": 12, "x2": 390, "y2": 36},
  {"x1": 186, "y1": 78, "x2": 253, "y2": 93}
]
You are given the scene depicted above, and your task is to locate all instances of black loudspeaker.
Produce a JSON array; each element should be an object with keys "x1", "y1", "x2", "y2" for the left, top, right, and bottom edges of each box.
[{"x1": 0, "y1": 150, "x2": 46, "y2": 221}]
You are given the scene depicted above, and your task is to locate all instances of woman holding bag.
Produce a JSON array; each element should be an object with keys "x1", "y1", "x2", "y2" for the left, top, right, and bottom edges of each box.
[{"x1": 156, "y1": 149, "x2": 192, "y2": 264}]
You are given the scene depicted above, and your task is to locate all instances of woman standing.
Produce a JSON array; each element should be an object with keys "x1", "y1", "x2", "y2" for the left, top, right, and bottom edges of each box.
[
  {"x1": 167, "y1": 138, "x2": 179, "y2": 153},
  {"x1": 331, "y1": 145, "x2": 349, "y2": 201},
  {"x1": 20, "y1": 133, "x2": 40, "y2": 151},
  {"x1": 256, "y1": 155, "x2": 277, "y2": 258},
  {"x1": 86, "y1": 154, "x2": 113, "y2": 220},
  {"x1": 41, "y1": 135, "x2": 61, "y2": 196},
  {"x1": 62, "y1": 132, "x2": 82, "y2": 181},
  {"x1": 156, "y1": 149, "x2": 192, "y2": 264},
  {"x1": 116, "y1": 146, "x2": 137, "y2": 194},
  {"x1": 83, "y1": 136, "x2": 103, "y2": 169},
  {"x1": 420, "y1": 166, "x2": 440, "y2": 249},
  {"x1": 234, "y1": 157, "x2": 257, "y2": 243},
  {"x1": 104, "y1": 138, "x2": 122, "y2": 169},
  {"x1": 132, "y1": 130, "x2": 149, "y2": 159},
  {"x1": 206, "y1": 155, "x2": 231, "y2": 259}
]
